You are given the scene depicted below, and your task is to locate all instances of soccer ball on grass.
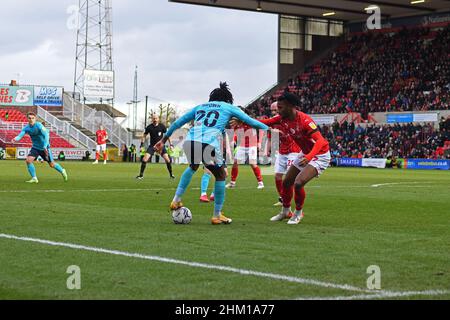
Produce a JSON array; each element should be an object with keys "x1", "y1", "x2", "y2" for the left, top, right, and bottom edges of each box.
[{"x1": 172, "y1": 207, "x2": 192, "y2": 225}]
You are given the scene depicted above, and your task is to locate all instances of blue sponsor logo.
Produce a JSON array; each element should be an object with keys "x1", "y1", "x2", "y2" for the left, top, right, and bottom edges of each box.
[
  {"x1": 387, "y1": 114, "x2": 414, "y2": 123},
  {"x1": 34, "y1": 86, "x2": 63, "y2": 107},
  {"x1": 406, "y1": 159, "x2": 450, "y2": 170},
  {"x1": 337, "y1": 158, "x2": 362, "y2": 167}
]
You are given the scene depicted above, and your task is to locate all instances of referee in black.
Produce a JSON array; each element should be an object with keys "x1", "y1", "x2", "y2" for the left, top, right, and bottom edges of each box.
[{"x1": 136, "y1": 114, "x2": 175, "y2": 179}]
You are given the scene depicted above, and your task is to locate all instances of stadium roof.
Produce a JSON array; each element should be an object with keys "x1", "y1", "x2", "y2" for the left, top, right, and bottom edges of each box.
[{"x1": 169, "y1": 0, "x2": 450, "y2": 22}]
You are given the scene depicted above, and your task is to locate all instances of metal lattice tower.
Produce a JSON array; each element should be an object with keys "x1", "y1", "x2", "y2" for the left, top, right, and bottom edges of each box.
[{"x1": 73, "y1": 0, "x2": 113, "y2": 103}]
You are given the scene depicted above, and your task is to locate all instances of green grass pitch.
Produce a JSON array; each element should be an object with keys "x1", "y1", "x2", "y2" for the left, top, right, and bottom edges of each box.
[{"x1": 0, "y1": 160, "x2": 449, "y2": 300}]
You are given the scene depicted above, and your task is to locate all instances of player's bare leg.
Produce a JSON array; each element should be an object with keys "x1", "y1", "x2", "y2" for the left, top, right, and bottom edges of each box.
[
  {"x1": 287, "y1": 165, "x2": 317, "y2": 225},
  {"x1": 25, "y1": 156, "x2": 38, "y2": 183},
  {"x1": 270, "y1": 165, "x2": 300, "y2": 221},
  {"x1": 162, "y1": 153, "x2": 175, "y2": 179}
]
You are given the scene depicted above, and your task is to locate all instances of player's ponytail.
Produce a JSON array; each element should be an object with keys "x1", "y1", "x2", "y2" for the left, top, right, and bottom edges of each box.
[{"x1": 209, "y1": 82, "x2": 234, "y2": 104}]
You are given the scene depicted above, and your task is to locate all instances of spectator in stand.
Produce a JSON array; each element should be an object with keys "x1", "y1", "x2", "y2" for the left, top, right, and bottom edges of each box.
[
  {"x1": 323, "y1": 121, "x2": 449, "y2": 160},
  {"x1": 248, "y1": 26, "x2": 449, "y2": 118},
  {"x1": 5, "y1": 112, "x2": 9, "y2": 121}
]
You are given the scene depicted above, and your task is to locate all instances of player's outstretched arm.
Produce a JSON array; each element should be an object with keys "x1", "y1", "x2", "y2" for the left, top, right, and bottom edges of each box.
[
  {"x1": 230, "y1": 114, "x2": 281, "y2": 129},
  {"x1": 157, "y1": 108, "x2": 197, "y2": 148},
  {"x1": 259, "y1": 115, "x2": 282, "y2": 127},
  {"x1": 12, "y1": 127, "x2": 26, "y2": 143},
  {"x1": 231, "y1": 108, "x2": 269, "y2": 131}
]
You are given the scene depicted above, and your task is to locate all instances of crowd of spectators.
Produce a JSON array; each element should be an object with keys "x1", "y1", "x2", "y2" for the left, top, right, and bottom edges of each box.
[
  {"x1": 321, "y1": 117, "x2": 450, "y2": 159},
  {"x1": 248, "y1": 26, "x2": 450, "y2": 118}
]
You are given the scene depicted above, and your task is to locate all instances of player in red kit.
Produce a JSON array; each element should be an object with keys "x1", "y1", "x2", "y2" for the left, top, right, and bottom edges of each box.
[
  {"x1": 261, "y1": 93, "x2": 330, "y2": 225},
  {"x1": 227, "y1": 121, "x2": 264, "y2": 190},
  {"x1": 267, "y1": 102, "x2": 301, "y2": 207},
  {"x1": 93, "y1": 125, "x2": 109, "y2": 165}
]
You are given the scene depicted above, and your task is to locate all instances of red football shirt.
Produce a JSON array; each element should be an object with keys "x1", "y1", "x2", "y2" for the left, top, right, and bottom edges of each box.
[
  {"x1": 261, "y1": 111, "x2": 329, "y2": 156},
  {"x1": 269, "y1": 123, "x2": 301, "y2": 155},
  {"x1": 96, "y1": 130, "x2": 108, "y2": 145}
]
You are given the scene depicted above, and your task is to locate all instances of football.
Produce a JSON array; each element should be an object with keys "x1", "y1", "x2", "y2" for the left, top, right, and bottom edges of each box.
[{"x1": 172, "y1": 207, "x2": 192, "y2": 225}]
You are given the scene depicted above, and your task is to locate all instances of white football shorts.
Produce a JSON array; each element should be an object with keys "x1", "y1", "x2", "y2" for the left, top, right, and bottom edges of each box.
[
  {"x1": 274, "y1": 153, "x2": 300, "y2": 174},
  {"x1": 293, "y1": 151, "x2": 331, "y2": 177},
  {"x1": 96, "y1": 144, "x2": 107, "y2": 152}
]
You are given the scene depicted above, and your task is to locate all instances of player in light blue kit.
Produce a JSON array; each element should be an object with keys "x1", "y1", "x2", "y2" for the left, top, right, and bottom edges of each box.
[
  {"x1": 12, "y1": 112, "x2": 68, "y2": 184},
  {"x1": 155, "y1": 83, "x2": 268, "y2": 225}
]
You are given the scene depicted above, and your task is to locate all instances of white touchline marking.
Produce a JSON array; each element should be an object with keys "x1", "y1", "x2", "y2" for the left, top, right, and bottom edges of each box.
[
  {"x1": 1, "y1": 233, "x2": 448, "y2": 299},
  {"x1": 0, "y1": 184, "x2": 439, "y2": 194},
  {"x1": 371, "y1": 183, "x2": 399, "y2": 188},
  {"x1": 0, "y1": 233, "x2": 368, "y2": 293},
  {"x1": 371, "y1": 182, "x2": 421, "y2": 188},
  {"x1": 296, "y1": 289, "x2": 450, "y2": 300}
]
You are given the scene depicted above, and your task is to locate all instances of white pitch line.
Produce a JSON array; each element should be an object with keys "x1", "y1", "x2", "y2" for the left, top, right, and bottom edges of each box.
[
  {"x1": 1, "y1": 233, "x2": 447, "y2": 300},
  {"x1": 0, "y1": 233, "x2": 368, "y2": 293},
  {"x1": 371, "y1": 182, "x2": 421, "y2": 188},
  {"x1": 0, "y1": 184, "x2": 438, "y2": 194},
  {"x1": 296, "y1": 289, "x2": 450, "y2": 300},
  {"x1": 0, "y1": 187, "x2": 265, "y2": 193}
]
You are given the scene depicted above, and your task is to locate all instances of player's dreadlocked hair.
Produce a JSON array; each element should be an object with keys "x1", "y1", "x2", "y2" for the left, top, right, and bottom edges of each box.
[{"x1": 209, "y1": 82, "x2": 234, "y2": 104}]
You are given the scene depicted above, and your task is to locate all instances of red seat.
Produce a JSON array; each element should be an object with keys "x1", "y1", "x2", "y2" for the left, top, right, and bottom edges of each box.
[
  {"x1": 1, "y1": 129, "x2": 75, "y2": 148},
  {"x1": 0, "y1": 109, "x2": 28, "y2": 122}
]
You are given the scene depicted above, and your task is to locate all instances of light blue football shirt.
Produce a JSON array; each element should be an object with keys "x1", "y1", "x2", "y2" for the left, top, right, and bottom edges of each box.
[
  {"x1": 166, "y1": 101, "x2": 268, "y2": 150},
  {"x1": 15, "y1": 122, "x2": 50, "y2": 151}
]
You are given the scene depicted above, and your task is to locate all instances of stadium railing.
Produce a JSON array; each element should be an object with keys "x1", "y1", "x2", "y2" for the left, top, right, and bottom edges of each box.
[
  {"x1": 0, "y1": 121, "x2": 31, "y2": 147},
  {"x1": 0, "y1": 118, "x2": 73, "y2": 148},
  {"x1": 36, "y1": 107, "x2": 97, "y2": 150},
  {"x1": 94, "y1": 110, "x2": 132, "y2": 148},
  {"x1": 63, "y1": 93, "x2": 131, "y2": 148}
]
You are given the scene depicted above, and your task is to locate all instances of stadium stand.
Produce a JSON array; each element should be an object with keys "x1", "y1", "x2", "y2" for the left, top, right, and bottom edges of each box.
[
  {"x1": 48, "y1": 132, "x2": 76, "y2": 148},
  {"x1": 0, "y1": 129, "x2": 75, "y2": 149},
  {"x1": 248, "y1": 25, "x2": 450, "y2": 119},
  {"x1": 0, "y1": 109, "x2": 75, "y2": 148},
  {"x1": 0, "y1": 109, "x2": 28, "y2": 122},
  {"x1": 322, "y1": 117, "x2": 450, "y2": 159}
]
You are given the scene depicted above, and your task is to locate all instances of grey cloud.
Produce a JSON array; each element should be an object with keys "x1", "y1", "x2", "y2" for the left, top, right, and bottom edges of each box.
[{"x1": 1, "y1": 0, "x2": 277, "y2": 118}]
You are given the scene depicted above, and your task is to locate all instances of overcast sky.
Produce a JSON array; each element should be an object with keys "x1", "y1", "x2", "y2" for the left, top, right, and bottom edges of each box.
[{"x1": 0, "y1": 0, "x2": 278, "y2": 122}]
